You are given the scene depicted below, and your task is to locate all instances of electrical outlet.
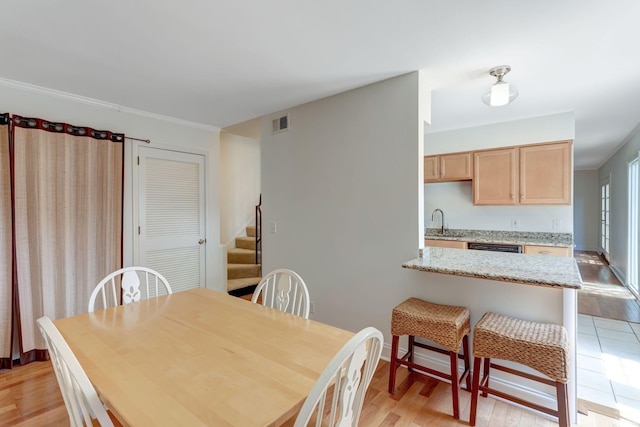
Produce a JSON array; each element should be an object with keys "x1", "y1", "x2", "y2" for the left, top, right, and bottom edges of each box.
[
  {"x1": 511, "y1": 218, "x2": 519, "y2": 228},
  {"x1": 310, "y1": 301, "x2": 316, "y2": 314},
  {"x1": 270, "y1": 221, "x2": 277, "y2": 233},
  {"x1": 552, "y1": 219, "x2": 560, "y2": 230}
]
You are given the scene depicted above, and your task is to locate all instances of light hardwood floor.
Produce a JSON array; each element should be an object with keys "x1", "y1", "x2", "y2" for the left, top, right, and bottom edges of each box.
[{"x1": 0, "y1": 359, "x2": 635, "y2": 426}]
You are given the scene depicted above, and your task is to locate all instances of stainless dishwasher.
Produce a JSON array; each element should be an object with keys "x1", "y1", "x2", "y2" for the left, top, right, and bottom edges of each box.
[{"x1": 467, "y1": 242, "x2": 522, "y2": 253}]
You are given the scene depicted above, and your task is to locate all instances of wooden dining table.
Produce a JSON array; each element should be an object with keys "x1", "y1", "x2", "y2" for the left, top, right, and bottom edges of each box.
[{"x1": 53, "y1": 288, "x2": 355, "y2": 426}]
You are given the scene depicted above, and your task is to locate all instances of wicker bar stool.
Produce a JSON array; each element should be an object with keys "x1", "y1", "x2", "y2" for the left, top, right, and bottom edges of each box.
[
  {"x1": 388, "y1": 298, "x2": 471, "y2": 420},
  {"x1": 469, "y1": 312, "x2": 570, "y2": 427}
]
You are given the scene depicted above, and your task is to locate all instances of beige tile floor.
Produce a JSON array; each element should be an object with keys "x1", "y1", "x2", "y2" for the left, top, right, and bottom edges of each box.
[{"x1": 577, "y1": 314, "x2": 640, "y2": 423}]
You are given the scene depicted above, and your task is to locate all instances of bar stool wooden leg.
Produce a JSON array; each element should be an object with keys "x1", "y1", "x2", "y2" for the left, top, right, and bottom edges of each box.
[
  {"x1": 407, "y1": 335, "x2": 415, "y2": 371},
  {"x1": 472, "y1": 312, "x2": 571, "y2": 427},
  {"x1": 469, "y1": 357, "x2": 482, "y2": 426},
  {"x1": 449, "y1": 349, "x2": 460, "y2": 420},
  {"x1": 388, "y1": 335, "x2": 400, "y2": 393},
  {"x1": 389, "y1": 298, "x2": 471, "y2": 421},
  {"x1": 481, "y1": 357, "x2": 490, "y2": 397},
  {"x1": 557, "y1": 382, "x2": 569, "y2": 427},
  {"x1": 462, "y1": 335, "x2": 471, "y2": 391}
]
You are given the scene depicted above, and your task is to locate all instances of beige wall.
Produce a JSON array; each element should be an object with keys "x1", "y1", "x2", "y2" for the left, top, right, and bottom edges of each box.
[
  {"x1": 573, "y1": 170, "x2": 600, "y2": 251},
  {"x1": 219, "y1": 132, "x2": 261, "y2": 245},
  {"x1": 598, "y1": 127, "x2": 640, "y2": 282}
]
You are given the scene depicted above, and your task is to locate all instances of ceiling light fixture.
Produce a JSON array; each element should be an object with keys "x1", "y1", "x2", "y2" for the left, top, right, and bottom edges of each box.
[{"x1": 481, "y1": 65, "x2": 518, "y2": 107}]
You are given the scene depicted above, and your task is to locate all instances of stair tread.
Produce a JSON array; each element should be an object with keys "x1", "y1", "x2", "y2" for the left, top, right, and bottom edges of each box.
[
  {"x1": 228, "y1": 263, "x2": 262, "y2": 269},
  {"x1": 228, "y1": 277, "x2": 262, "y2": 292},
  {"x1": 228, "y1": 248, "x2": 256, "y2": 254},
  {"x1": 236, "y1": 236, "x2": 260, "y2": 250},
  {"x1": 227, "y1": 263, "x2": 261, "y2": 279}
]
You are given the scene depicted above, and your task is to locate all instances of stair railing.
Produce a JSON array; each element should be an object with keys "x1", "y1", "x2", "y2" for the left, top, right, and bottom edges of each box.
[{"x1": 255, "y1": 194, "x2": 262, "y2": 275}]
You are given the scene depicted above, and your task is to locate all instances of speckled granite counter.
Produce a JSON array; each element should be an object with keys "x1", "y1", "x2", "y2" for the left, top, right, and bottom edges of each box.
[
  {"x1": 424, "y1": 228, "x2": 574, "y2": 247},
  {"x1": 403, "y1": 247, "x2": 582, "y2": 289}
]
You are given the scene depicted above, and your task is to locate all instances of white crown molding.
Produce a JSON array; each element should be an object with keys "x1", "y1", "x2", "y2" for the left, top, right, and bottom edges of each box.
[{"x1": 0, "y1": 77, "x2": 220, "y2": 132}]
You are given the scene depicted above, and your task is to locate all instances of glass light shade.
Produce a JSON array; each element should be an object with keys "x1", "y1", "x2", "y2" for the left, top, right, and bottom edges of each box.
[{"x1": 481, "y1": 81, "x2": 519, "y2": 107}]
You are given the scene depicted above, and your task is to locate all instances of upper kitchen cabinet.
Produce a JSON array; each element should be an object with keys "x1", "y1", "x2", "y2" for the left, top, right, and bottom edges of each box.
[
  {"x1": 473, "y1": 140, "x2": 572, "y2": 205},
  {"x1": 473, "y1": 148, "x2": 518, "y2": 205},
  {"x1": 424, "y1": 152, "x2": 472, "y2": 182},
  {"x1": 519, "y1": 142, "x2": 571, "y2": 205}
]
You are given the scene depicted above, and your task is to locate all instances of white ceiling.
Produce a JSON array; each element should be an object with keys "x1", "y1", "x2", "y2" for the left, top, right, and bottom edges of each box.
[{"x1": 2, "y1": 1, "x2": 640, "y2": 169}]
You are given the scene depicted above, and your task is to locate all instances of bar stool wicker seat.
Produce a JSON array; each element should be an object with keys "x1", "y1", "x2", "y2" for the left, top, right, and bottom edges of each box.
[
  {"x1": 388, "y1": 297, "x2": 471, "y2": 420},
  {"x1": 470, "y1": 311, "x2": 570, "y2": 427}
]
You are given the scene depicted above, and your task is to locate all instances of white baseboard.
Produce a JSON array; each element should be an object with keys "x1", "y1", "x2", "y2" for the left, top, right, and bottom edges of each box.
[
  {"x1": 381, "y1": 342, "x2": 559, "y2": 418},
  {"x1": 609, "y1": 264, "x2": 627, "y2": 286}
]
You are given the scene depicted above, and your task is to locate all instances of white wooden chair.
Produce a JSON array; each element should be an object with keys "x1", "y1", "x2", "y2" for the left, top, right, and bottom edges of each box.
[
  {"x1": 88, "y1": 266, "x2": 172, "y2": 313},
  {"x1": 37, "y1": 316, "x2": 114, "y2": 427},
  {"x1": 251, "y1": 269, "x2": 310, "y2": 318},
  {"x1": 294, "y1": 327, "x2": 383, "y2": 427}
]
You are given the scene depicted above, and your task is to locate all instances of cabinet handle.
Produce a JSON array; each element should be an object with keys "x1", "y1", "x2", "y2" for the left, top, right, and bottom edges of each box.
[
  {"x1": 521, "y1": 194, "x2": 525, "y2": 199},
  {"x1": 539, "y1": 251, "x2": 552, "y2": 255},
  {"x1": 511, "y1": 194, "x2": 515, "y2": 199}
]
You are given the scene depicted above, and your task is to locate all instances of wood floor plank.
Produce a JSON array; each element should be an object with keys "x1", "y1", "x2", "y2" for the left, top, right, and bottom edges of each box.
[
  {"x1": 575, "y1": 251, "x2": 640, "y2": 323},
  {"x1": 0, "y1": 351, "x2": 635, "y2": 426}
]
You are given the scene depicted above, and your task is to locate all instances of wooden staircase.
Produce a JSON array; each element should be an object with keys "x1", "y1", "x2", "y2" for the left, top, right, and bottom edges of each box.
[{"x1": 227, "y1": 225, "x2": 261, "y2": 296}]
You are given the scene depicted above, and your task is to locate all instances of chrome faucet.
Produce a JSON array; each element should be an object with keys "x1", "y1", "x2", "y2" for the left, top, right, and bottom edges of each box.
[{"x1": 431, "y1": 208, "x2": 445, "y2": 234}]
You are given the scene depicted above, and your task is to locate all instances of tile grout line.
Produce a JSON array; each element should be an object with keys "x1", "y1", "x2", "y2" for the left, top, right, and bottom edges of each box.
[{"x1": 591, "y1": 317, "x2": 619, "y2": 404}]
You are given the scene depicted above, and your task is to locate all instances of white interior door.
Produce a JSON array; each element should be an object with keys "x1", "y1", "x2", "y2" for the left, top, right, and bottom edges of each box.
[{"x1": 136, "y1": 146, "x2": 206, "y2": 293}]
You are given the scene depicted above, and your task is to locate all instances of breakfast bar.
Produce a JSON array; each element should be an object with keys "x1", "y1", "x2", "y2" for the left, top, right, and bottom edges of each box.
[{"x1": 401, "y1": 247, "x2": 582, "y2": 423}]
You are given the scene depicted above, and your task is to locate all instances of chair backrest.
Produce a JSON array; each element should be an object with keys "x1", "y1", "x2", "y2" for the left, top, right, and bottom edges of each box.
[
  {"x1": 37, "y1": 316, "x2": 114, "y2": 427},
  {"x1": 251, "y1": 269, "x2": 310, "y2": 318},
  {"x1": 294, "y1": 327, "x2": 383, "y2": 427},
  {"x1": 88, "y1": 266, "x2": 172, "y2": 313}
]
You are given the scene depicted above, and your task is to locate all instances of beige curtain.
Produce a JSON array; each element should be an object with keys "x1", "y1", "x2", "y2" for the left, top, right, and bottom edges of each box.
[
  {"x1": 12, "y1": 116, "x2": 124, "y2": 362},
  {"x1": 0, "y1": 114, "x2": 11, "y2": 368}
]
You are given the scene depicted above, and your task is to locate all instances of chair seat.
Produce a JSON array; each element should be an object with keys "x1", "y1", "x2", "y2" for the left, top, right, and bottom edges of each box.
[
  {"x1": 391, "y1": 297, "x2": 470, "y2": 352},
  {"x1": 473, "y1": 312, "x2": 569, "y2": 383}
]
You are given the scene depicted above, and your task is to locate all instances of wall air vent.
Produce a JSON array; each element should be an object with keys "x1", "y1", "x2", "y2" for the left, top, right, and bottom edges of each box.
[{"x1": 272, "y1": 114, "x2": 289, "y2": 134}]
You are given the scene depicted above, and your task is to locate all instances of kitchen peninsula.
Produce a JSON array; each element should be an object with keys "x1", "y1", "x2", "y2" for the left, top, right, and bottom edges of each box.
[{"x1": 401, "y1": 246, "x2": 582, "y2": 423}]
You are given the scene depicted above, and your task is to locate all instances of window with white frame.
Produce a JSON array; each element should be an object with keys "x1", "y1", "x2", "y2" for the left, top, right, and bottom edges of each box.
[{"x1": 629, "y1": 156, "x2": 639, "y2": 296}]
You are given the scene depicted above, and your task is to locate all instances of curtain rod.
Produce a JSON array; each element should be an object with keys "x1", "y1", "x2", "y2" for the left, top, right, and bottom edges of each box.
[{"x1": 125, "y1": 136, "x2": 150, "y2": 144}]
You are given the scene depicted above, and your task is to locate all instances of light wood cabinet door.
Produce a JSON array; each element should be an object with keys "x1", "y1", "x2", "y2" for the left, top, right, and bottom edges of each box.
[
  {"x1": 440, "y1": 152, "x2": 472, "y2": 180},
  {"x1": 473, "y1": 148, "x2": 518, "y2": 205},
  {"x1": 524, "y1": 245, "x2": 572, "y2": 257},
  {"x1": 519, "y1": 142, "x2": 571, "y2": 205},
  {"x1": 424, "y1": 156, "x2": 439, "y2": 182},
  {"x1": 424, "y1": 239, "x2": 468, "y2": 249}
]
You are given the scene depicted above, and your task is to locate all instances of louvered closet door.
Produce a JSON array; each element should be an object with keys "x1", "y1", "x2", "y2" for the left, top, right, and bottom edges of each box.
[{"x1": 137, "y1": 147, "x2": 206, "y2": 293}]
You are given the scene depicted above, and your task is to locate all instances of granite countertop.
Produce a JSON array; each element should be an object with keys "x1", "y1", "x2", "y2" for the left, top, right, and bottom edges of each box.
[
  {"x1": 424, "y1": 228, "x2": 574, "y2": 247},
  {"x1": 403, "y1": 247, "x2": 583, "y2": 289}
]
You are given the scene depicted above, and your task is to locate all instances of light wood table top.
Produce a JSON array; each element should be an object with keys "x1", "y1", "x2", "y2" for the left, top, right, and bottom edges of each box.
[{"x1": 54, "y1": 288, "x2": 354, "y2": 427}]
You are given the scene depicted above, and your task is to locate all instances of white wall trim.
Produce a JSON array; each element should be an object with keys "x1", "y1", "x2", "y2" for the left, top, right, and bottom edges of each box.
[
  {"x1": 610, "y1": 264, "x2": 627, "y2": 286},
  {"x1": 0, "y1": 77, "x2": 220, "y2": 132}
]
